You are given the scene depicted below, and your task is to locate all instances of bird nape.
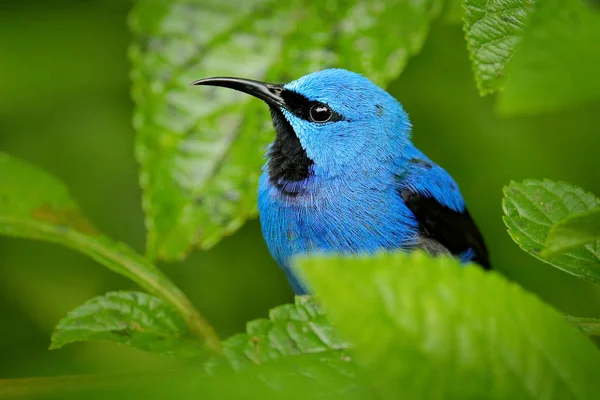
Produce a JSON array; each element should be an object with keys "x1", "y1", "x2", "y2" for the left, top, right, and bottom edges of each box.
[{"x1": 192, "y1": 68, "x2": 489, "y2": 294}]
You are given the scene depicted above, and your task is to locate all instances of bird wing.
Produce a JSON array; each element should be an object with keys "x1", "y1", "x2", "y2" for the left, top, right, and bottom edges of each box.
[{"x1": 397, "y1": 156, "x2": 490, "y2": 269}]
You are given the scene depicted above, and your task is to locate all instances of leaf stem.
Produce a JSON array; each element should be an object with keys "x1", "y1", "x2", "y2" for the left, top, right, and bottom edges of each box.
[
  {"x1": 566, "y1": 316, "x2": 600, "y2": 336},
  {"x1": 1, "y1": 218, "x2": 222, "y2": 354},
  {"x1": 79, "y1": 235, "x2": 224, "y2": 355},
  {"x1": 0, "y1": 370, "x2": 202, "y2": 399}
]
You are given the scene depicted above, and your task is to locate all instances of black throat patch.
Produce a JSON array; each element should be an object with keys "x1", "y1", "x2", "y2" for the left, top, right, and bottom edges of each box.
[{"x1": 267, "y1": 107, "x2": 313, "y2": 188}]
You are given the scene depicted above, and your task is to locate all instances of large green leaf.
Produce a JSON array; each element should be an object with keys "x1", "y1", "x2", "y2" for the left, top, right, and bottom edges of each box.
[
  {"x1": 464, "y1": 0, "x2": 534, "y2": 95},
  {"x1": 210, "y1": 296, "x2": 349, "y2": 371},
  {"x1": 503, "y1": 179, "x2": 600, "y2": 283},
  {"x1": 543, "y1": 208, "x2": 600, "y2": 257},
  {"x1": 498, "y1": 0, "x2": 600, "y2": 114},
  {"x1": 129, "y1": 0, "x2": 443, "y2": 261},
  {"x1": 0, "y1": 153, "x2": 220, "y2": 353},
  {"x1": 297, "y1": 251, "x2": 600, "y2": 399},
  {"x1": 51, "y1": 291, "x2": 203, "y2": 357}
]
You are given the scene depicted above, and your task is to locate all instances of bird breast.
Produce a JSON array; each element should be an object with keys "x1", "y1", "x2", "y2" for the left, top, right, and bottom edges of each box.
[{"x1": 257, "y1": 172, "x2": 418, "y2": 271}]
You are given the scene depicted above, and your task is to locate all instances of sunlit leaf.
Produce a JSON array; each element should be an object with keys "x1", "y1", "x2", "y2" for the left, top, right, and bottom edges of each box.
[
  {"x1": 298, "y1": 251, "x2": 600, "y2": 399},
  {"x1": 11, "y1": 297, "x2": 365, "y2": 398},
  {"x1": 51, "y1": 291, "x2": 203, "y2": 357},
  {"x1": 503, "y1": 179, "x2": 600, "y2": 283},
  {"x1": 464, "y1": 0, "x2": 534, "y2": 94},
  {"x1": 129, "y1": 0, "x2": 443, "y2": 260},
  {"x1": 240, "y1": 352, "x2": 371, "y2": 400},
  {"x1": 498, "y1": 0, "x2": 600, "y2": 114},
  {"x1": 208, "y1": 296, "x2": 349, "y2": 372},
  {"x1": 200, "y1": 296, "x2": 370, "y2": 398},
  {"x1": 543, "y1": 208, "x2": 600, "y2": 257},
  {"x1": 0, "y1": 152, "x2": 221, "y2": 353}
]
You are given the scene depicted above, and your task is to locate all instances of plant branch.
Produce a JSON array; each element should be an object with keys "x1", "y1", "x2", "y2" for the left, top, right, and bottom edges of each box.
[
  {"x1": 0, "y1": 218, "x2": 222, "y2": 355},
  {"x1": 566, "y1": 316, "x2": 600, "y2": 336}
]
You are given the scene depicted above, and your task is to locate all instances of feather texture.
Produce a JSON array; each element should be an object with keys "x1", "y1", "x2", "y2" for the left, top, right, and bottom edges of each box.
[
  {"x1": 196, "y1": 68, "x2": 489, "y2": 294},
  {"x1": 256, "y1": 69, "x2": 489, "y2": 293}
]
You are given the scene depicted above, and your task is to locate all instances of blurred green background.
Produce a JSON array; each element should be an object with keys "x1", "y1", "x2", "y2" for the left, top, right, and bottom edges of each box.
[{"x1": 1, "y1": 0, "x2": 599, "y2": 380}]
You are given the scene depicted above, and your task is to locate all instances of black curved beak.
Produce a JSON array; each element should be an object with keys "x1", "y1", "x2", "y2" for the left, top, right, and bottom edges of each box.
[{"x1": 191, "y1": 77, "x2": 286, "y2": 109}]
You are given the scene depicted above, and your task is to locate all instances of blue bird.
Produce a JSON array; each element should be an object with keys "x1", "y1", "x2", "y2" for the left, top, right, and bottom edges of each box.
[{"x1": 193, "y1": 69, "x2": 489, "y2": 294}]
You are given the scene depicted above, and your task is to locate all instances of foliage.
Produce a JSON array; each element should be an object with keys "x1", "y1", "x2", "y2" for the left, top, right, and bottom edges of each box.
[
  {"x1": 0, "y1": 152, "x2": 220, "y2": 354},
  {"x1": 464, "y1": 0, "x2": 534, "y2": 95},
  {"x1": 544, "y1": 208, "x2": 600, "y2": 257},
  {"x1": 2, "y1": 0, "x2": 600, "y2": 398},
  {"x1": 51, "y1": 291, "x2": 204, "y2": 357},
  {"x1": 129, "y1": 0, "x2": 443, "y2": 261},
  {"x1": 464, "y1": 0, "x2": 600, "y2": 115},
  {"x1": 503, "y1": 180, "x2": 600, "y2": 284},
  {"x1": 216, "y1": 296, "x2": 349, "y2": 371},
  {"x1": 497, "y1": 0, "x2": 600, "y2": 114},
  {"x1": 0, "y1": 354, "x2": 372, "y2": 400},
  {"x1": 298, "y1": 251, "x2": 600, "y2": 399}
]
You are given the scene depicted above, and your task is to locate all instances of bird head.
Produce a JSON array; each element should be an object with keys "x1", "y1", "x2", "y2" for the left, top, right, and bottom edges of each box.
[{"x1": 192, "y1": 68, "x2": 411, "y2": 184}]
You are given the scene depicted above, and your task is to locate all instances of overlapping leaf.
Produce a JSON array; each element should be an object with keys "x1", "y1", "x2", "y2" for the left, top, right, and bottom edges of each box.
[
  {"x1": 298, "y1": 251, "x2": 600, "y2": 399},
  {"x1": 464, "y1": 0, "x2": 534, "y2": 95},
  {"x1": 0, "y1": 152, "x2": 220, "y2": 353},
  {"x1": 503, "y1": 179, "x2": 600, "y2": 283},
  {"x1": 544, "y1": 208, "x2": 600, "y2": 257},
  {"x1": 200, "y1": 296, "x2": 366, "y2": 398},
  {"x1": 50, "y1": 294, "x2": 363, "y2": 398},
  {"x1": 210, "y1": 296, "x2": 349, "y2": 372},
  {"x1": 129, "y1": 0, "x2": 443, "y2": 260},
  {"x1": 51, "y1": 291, "x2": 203, "y2": 357}
]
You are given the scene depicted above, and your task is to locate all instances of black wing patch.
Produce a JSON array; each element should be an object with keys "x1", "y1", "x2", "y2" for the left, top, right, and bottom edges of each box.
[{"x1": 400, "y1": 189, "x2": 491, "y2": 269}]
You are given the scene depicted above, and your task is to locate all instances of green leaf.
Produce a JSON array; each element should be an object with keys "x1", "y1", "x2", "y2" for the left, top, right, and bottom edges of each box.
[
  {"x1": 51, "y1": 291, "x2": 203, "y2": 357},
  {"x1": 203, "y1": 297, "x2": 369, "y2": 398},
  {"x1": 0, "y1": 353, "x2": 371, "y2": 400},
  {"x1": 503, "y1": 179, "x2": 600, "y2": 283},
  {"x1": 464, "y1": 0, "x2": 534, "y2": 95},
  {"x1": 543, "y1": 208, "x2": 600, "y2": 257},
  {"x1": 566, "y1": 316, "x2": 600, "y2": 337},
  {"x1": 297, "y1": 251, "x2": 600, "y2": 399},
  {"x1": 238, "y1": 352, "x2": 371, "y2": 400},
  {"x1": 129, "y1": 0, "x2": 443, "y2": 260},
  {"x1": 0, "y1": 153, "x2": 221, "y2": 353},
  {"x1": 0, "y1": 152, "x2": 150, "y2": 284},
  {"x1": 212, "y1": 296, "x2": 349, "y2": 371},
  {"x1": 498, "y1": 0, "x2": 600, "y2": 114}
]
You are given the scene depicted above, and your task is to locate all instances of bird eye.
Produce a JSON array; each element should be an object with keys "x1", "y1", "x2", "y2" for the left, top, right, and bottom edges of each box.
[{"x1": 309, "y1": 103, "x2": 332, "y2": 123}]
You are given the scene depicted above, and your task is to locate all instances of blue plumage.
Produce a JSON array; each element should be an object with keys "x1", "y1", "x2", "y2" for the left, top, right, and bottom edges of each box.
[{"x1": 193, "y1": 69, "x2": 489, "y2": 294}]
